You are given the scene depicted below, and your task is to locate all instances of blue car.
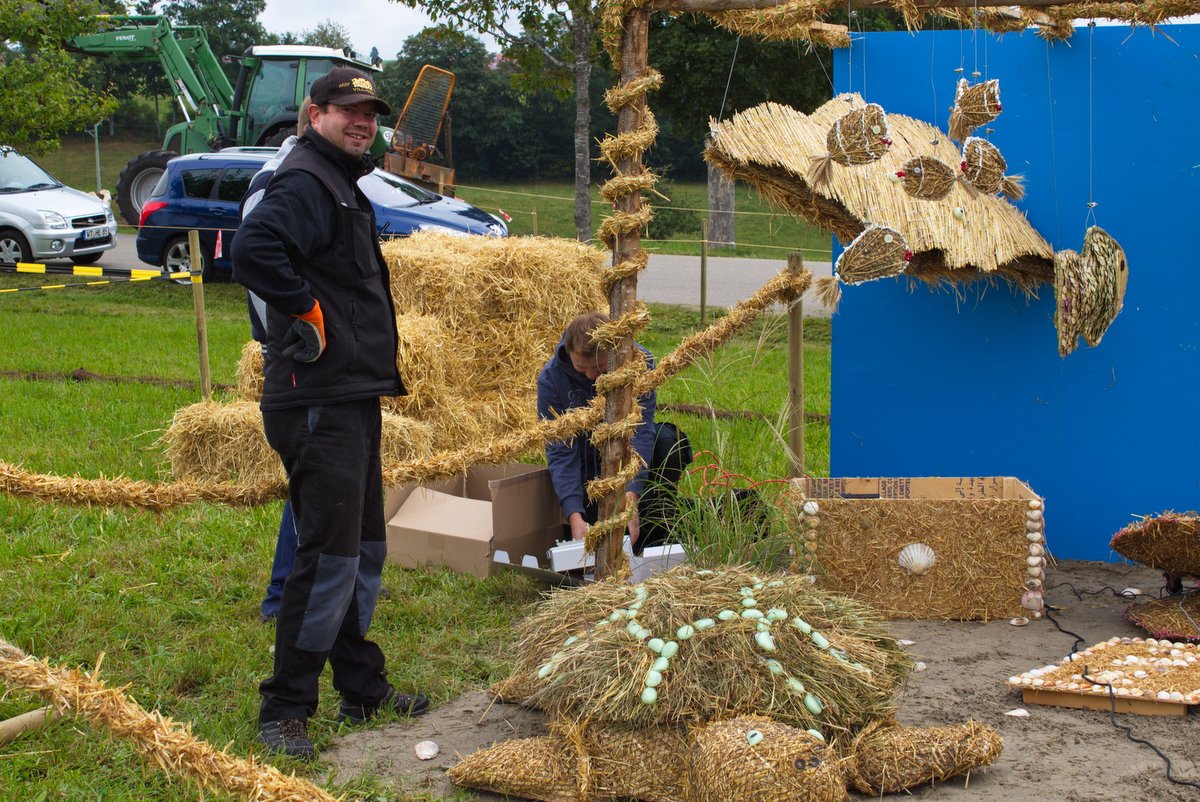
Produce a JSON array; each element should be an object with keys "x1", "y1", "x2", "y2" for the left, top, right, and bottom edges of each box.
[{"x1": 135, "y1": 148, "x2": 507, "y2": 280}]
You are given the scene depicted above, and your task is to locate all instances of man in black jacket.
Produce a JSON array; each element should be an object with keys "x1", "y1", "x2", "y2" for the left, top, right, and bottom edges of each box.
[{"x1": 233, "y1": 67, "x2": 428, "y2": 761}]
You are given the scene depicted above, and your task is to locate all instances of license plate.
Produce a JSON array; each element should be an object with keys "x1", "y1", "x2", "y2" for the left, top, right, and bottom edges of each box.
[{"x1": 83, "y1": 226, "x2": 108, "y2": 240}]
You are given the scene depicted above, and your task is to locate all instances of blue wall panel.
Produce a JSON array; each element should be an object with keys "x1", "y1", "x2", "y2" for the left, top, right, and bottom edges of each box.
[{"x1": 830, "y1": 25, "x2": 1200, "y2": 560}]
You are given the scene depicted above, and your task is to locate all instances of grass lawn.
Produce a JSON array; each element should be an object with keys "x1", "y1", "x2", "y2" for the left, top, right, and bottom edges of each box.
[
  {"x1": 0, "y1": 165, "x2": 831, "y2": 800},
  {"x1": 39, "y1": 138, "x2": 833, "y2": 261}
]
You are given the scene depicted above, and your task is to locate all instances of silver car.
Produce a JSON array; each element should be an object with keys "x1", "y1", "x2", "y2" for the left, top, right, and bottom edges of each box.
[{"x1": 0, "y1": 146, "x2": 117, "y2": 265}]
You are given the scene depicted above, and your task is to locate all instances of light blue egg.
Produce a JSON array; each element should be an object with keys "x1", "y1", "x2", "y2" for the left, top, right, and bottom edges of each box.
[
  {"x1": 641, "y1": 687, "x2": 658, "y2": 705},
  {"x1": 767, "y1": 580, "x2": 786, "y2": 588},
  {"x1": 647, "y1": 638, "x2": 665, "y2": 653},
  {"x1": 811, "y1": 631, "x2": 830, "y2": 651},
  {"x1": 660, "y1": 641, "x2": 679, "y2": 659},
  {"x1": 765, "y1": 659, "x2": 784, "y2": 674},
  {"x1": 806, "y1": 729, "x2": 825, "y2": 742},
  {"x1": 746, "y1": 729, "x2": 763, "y2": 746},
  {"x1": 787, "y1": 677, "x2": 806, "y2": 694},
  {"x1": 652, "y1": 657, "x2": 670, "y2": 672},
  {"x1": 739, "y1": 586, "x2": 754, "y2": 596},
  {"x1": 694, "y1": 618, "x2": 716, "y2": 630},
  {"x1": 742, "y1": 608, "x2": 764, "y2": 620},
  {"x1": 767, "y1": 608, "x2": 788, "y2": 621},
  {"x1": 755, "y1": 632, "x2": 776, "y2": 652},
  {"x1": 803, "y1": 693, "x2": 824, "y2": 715},
  {"x1": 564, "y1": 636, "x2": 579, "y2": 646},
  {"x1": 718, "y1": 610, "x2": 737, "y2": 621},
  {"x1": 676, "y1": 624, "x2": 695, "y2": 641},
  {"x1": 537, "y1": 663, "x2": 553, "y2": 679},
  {"x1": 741, "y1": 597, "x2": 758, "y2": 608},
  {"x1": 644, "y1": 669, "x2": 663, "y2": 688},
  {"x1": 793, "y1": 617, "x2": 812, "y2": 635}
]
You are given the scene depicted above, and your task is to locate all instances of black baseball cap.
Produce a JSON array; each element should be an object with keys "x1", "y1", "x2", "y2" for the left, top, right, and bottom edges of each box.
[{"x1": 310, "y1": 67, "x2": 392, "y2": 116}]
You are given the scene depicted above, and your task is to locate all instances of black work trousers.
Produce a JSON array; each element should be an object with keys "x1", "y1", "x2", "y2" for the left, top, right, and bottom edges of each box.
[{"x1": 258, "y1": 398, "x2": 391, "y2": 724}]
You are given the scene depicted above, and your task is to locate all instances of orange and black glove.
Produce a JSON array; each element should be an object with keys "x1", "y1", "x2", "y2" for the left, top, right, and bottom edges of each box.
[{"x1": 282, "y1": 299, "x2": 326, "y2": 362}]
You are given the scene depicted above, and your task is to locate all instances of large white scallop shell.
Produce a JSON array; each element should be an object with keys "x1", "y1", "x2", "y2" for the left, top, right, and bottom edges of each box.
[
  {"x1": 897, "y1": 542, "x2": 936, "y2": 576},
  {"x1": 414, "y1": 740, "x2": 440, "y2": 760}
]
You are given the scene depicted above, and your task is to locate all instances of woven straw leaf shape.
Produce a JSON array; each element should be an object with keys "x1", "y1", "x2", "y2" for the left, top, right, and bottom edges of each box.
[
  {"x1": 960, "y1": 137, "x2": 1007, "y2": 195},
  {"x1": 828, "y1": 103, "x2": 891, "y2": 166},
  {"x1": 1110, "y1": 512, "x2": 1200, "y2": 577},
  {"x1": 949, "y1": 78, "x2": 1002, "y2": 141},
  {"x1": 898, "y1": 156, "x2": 957, "y2": 201},
  {"x1": 1053, "y1": 249, "x2": 1085, "y2": 357},
  {"x1": 835, "y1": 225, "x2": 910, "y2": 285},
  {"x1": 1079, "y1": 225, "x2": 1128, "y2": 347}
]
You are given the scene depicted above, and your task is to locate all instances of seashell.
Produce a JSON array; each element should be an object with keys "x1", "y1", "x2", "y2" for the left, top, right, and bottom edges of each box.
[
  {"x1": 1026, "y1": 566, "x2": 1043, "y2": 577},
  {"x1": 1029, "y1": 544, "x2": 1045, "y2": 557},
  {"x1": 897, "y1": 639, "x2": 916, "y2": 647},
  {"x1": 1029, "y1": 499, "x2": 1043, "y2": 510},
  {"x1": 1026, "y1": 556, "x2": 1043, "y2": 568},
  {"x1": 767, "y1": 579, "x2": 786, "y2": 588},
  {"x1": 1026, "y1": 531, "x2": 1043, "y2": 542},
  {"x1": 802, "y1": 501, "x2": 820, "y2": 516},
  {"x1": 1004, "y1": 708, "x2": 1031, "y2": 717},
  {"x1": 1027, "y1": 509, "x2": 1044, "y2": 522},
  {"x1": 897, "y1": 542, "x2": 936, "y2": 576},
  {"x1": 1026, "y1": 520, "x2": 1043, "y2": 532},
  {"x1": 1010, "y1": 616, "x2": 1030, "y2": 627},
  {"x1": 414, "y1": 740, "x2": 440, "y2": 760},
  {"x1": 1025, "y1": 578, "x2": 1043, "y2": 590},
  {"x1": 1021, "y1": 591, "x2": 1044, "y2": 613},
  {"x1": 766, "y1": 609, "x2": 789, "y2": 621},
  {"x1": 803, "y1": 516, "x2": 820, "y2": 530},
  {"x1": 915, "y1": 662, "x2": 927, "y2": 672}
]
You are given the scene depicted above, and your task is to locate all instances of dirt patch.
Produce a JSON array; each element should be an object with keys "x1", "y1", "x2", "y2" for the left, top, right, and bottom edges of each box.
[{"x1": 325, "y1": 560, "x2": 1200, "y2": 801}]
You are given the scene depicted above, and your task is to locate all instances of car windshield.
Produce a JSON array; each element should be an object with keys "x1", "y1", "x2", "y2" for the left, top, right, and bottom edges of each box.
[
  {"x1": 0, "y1": 148, "x2": 62, "y2": 193},
  {"x1": 358, "y1": 169, "x2": 438, "y2": 209}
]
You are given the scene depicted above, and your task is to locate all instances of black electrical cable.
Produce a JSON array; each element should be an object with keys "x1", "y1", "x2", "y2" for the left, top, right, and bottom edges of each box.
[
  {"x1": 1078, "y1": 666, "x2": 1200, "y2": 793},
  {"x1": 1041, "y1": 604, "x2": 1086, "y2": 657},
  {"x1": 1044, "y1": 581, "x2": 1138, "y2": 600}
]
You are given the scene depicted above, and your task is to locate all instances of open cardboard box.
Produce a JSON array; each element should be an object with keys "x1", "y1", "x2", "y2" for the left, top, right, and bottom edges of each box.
[{"x1": 385, "y1": 463, "x2": 688, "y2": 582}]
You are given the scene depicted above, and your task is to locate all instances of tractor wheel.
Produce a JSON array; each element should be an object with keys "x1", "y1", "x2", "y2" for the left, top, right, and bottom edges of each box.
[{"x1": 116, "y1": 149, "x2": 177, "y2": 225}]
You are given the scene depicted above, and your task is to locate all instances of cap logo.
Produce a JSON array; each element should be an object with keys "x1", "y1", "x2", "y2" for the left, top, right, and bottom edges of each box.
[{"x1": 341, "y1": 77, "x2": 376, "y2": 95}]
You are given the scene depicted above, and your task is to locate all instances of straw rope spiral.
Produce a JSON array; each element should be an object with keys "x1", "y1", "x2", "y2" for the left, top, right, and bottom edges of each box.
[
  {"x1": 0, "y1": 637, "x2": 340, "y2": 802},
  {"x1": 0, "y1": 270, "x2": 811, "y2": 511}
]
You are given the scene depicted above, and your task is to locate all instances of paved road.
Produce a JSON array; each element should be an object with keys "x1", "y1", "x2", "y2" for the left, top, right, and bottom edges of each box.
[{"x1": 98, "y1": 235, "x2": 835, "y2": 316}]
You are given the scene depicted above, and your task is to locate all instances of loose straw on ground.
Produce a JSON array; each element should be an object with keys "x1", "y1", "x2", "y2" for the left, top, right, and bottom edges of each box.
[
  {"x1": 0, "y1": 268, "x2": 811, "y2": 512},
  {"x1": 0, "y1": 637, "x2": 339, "y2": 802}
]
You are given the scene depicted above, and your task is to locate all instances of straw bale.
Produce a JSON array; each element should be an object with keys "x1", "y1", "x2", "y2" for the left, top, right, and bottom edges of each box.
[
  {"x1": 805, "y1": 498, "x2": 1033, "y2": 620},
  {"x1": 161, "y1": 401, "x2": 283, "y2": 485},
  {"x1": 705, "y1": 95, "x2": 1055, "y2": 288},
  {"x1": 961, "y1": 137, "x2": 1024, "y2": 200},
  {"x1": 1124, "y1": 591, "x2": 1200, "y2": 642},
  {"x1": 506, "y1": 566, "x2": 910, "y2": 741},
  {"x1": 234, "y1": 340, "x2": 263, "y2": 402},
  {"x1": 948, "y1": 79, "x2": 1002, "y2": 142},
  {"x1": 689, "y1": 716, "x2": 847, "y2": 802},
  {"x1": 1110, "y1": 512, "x2": 1200, "y2": 577},
  {"x1": 381, "y1": 411, "x2": 436, "y2": 463},
  {"x1": 382, "y1": 231, "x2": 607, "y2": 330},
  {"x1": 847, "y1": 719, "x2": 1003, "y2": 795},
  {"x1": 896, "y1": 156, "x2": 957, "y2": 201}
]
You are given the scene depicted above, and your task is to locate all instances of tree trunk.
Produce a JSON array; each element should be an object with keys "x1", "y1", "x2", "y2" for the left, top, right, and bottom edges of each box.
[
  {"x1": 707, "y1": 157, "x2": 735, "y2": 248},
  {"x1": 595, "y1": 8, "x2": 650, "y2": 579},
  {"x1": 571, "y1": 9, "x2": 594, "y2": 242}
]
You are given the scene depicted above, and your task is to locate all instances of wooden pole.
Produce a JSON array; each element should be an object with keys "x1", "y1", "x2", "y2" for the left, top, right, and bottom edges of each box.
[
  {"x1": 786, "y1": 252, "x2": 805, "y2": 477},
  {"x1": 188, "y1": 229, "x2": 212, "y2": 402},
  {"x1": 648, "y1": 0, "x2": 1142, "y2": 10},
  {"x1": 700, "y1": 218, "x2": 709, "y2": 327},
  {"x1": 596, "y1": 7, "x2": 651, "y2": 580},
  {"x1": 531, "y1": 208, "x2": 538, "y2": 236}
]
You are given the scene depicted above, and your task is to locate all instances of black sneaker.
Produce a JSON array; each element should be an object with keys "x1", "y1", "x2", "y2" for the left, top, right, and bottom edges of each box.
[
  {"x1": 259, "y1": 718, "x2": 316, "y2": 761},
  {"x1": 337, "y1": 686, "x2": 429, "y2": 724}
]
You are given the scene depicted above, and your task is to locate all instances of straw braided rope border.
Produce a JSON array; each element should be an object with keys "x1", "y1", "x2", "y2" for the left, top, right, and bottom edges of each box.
[
  {"x1": 0, "y1": 270, "x2": 811, "y2": 513},
  {"x1": 0, "y1": 637, "x2": 340, "y2": 802}
]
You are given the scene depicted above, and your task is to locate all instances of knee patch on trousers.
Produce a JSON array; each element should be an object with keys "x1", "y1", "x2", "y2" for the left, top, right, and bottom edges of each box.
[{"x1": 296, "y1": 553, "x2": 358, "y2": 651}]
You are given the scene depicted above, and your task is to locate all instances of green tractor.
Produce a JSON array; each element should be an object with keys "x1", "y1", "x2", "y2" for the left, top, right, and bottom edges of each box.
[{"x1": 70, "y1": 15, "x2": 388, "y2": 224}]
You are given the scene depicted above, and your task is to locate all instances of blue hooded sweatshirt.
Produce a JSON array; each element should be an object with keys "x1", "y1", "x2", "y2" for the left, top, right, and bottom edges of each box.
[{"x1": 536, "y1": 335, "x2": 657, "y2": 520}]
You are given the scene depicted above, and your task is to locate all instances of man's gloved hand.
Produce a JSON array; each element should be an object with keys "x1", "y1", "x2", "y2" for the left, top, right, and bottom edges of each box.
[{"x1": 283, "y1": 299, "x2": 326, "y2": 363}]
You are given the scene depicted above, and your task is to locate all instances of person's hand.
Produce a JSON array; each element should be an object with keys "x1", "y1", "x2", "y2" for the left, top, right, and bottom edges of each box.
[
  {"x1": 568, "y1": 512, "x2": 589, "y2": 542},
  {"x1": 283, "y1": 299, "x2": 326, "y2": 363},
  {"x1": 625, "y1": 491, "x2": 641, "y2": 547}
]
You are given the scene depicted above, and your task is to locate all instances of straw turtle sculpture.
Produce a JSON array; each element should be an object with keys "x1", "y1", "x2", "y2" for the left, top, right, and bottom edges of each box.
[{"x1": 450, "y1": 566, "x2": 1002, "y2": 801}]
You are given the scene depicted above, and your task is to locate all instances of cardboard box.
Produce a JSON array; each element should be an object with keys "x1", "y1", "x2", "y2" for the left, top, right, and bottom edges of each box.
[
  {"x1": 546, "y1": 538, "x2": 689, "y2": 583},
  {"x1": 385, "y1": 463, "x2": 563, "y2": 579}
]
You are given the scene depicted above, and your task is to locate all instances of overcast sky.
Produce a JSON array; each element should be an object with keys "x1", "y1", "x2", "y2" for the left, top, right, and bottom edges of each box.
[{"x1": 257, "y1": 0, "x2": 465, "y2": 61}]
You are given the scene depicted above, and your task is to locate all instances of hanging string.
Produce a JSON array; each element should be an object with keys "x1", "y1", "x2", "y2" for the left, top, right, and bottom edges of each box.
[
  {"x1": 1044, "y1": 39, "x2": 1062, "y2": 247},
  {"x1": 930, "y1": 15, "x2": 940, "y2": 141},
  {"x1": 717, "y1": 35, "x2": 742, "y2": 124},
  {"x1": 846, "y1": 0, "x2": 854, "y2": 96},
  {"x1": 813, "y1": 38, "x2": 836, "y2": 97},
  {"x1": 1086, "y1": 20, "x2": 1099, "y2": 228},
  {"x1": 858, "y1": 10, "x2": 867, "y2": 97},
  {"x1": 971, "y1": 0, "x2": 981, "y2": 78}
]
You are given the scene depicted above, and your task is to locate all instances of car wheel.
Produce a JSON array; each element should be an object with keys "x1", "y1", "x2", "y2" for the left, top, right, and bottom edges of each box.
[
  {"x1": 116, "y1": 149, "x2": 178, "y2": 226},
  {"x1": 0, "y1": 228, "x2": 32, "y2": 266},
  {"x1": 162, "y1": 235, "x2": 210, "y2": 282},
  {"x1": 72, "y1": 252, "x2": 103, "y2": 265}
]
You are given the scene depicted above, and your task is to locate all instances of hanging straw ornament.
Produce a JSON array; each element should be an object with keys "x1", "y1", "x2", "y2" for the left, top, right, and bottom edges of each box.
[
  {"x1": 815, "y1": 225, "x2": 912, "y2": 309},
  {"x1": 960, "y1": 137, "x2": 1025, "y2": 201},
  {"x1": 890, "y1": 156, "x2": 958, "y2": 201},
  {"x1": 1053, "y1": 226, "x2": 1128, "y2": 356},
  {"x1": 948, "y1": 78, "x2": 1002, "y2": 142},
  {"x1": 1079, "y1": 226, "x2": 1128, "y2": 347},
  {"x1": 807, "y1": 103, "x2": 892, "y2": 188}
]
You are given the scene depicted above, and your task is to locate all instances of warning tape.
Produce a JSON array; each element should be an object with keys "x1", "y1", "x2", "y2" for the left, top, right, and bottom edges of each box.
[{"x1": 0, "y1": 262, "x2": 195, "y2": 292}]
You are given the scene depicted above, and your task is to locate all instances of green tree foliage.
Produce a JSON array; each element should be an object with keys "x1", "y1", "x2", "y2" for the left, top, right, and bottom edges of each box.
[
  {"x1": 302, "y1": 19, "x2": 354, "y2": 50},
  {"x1": 0, "y1": 0, "x2": 118, "y2": 154}
]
